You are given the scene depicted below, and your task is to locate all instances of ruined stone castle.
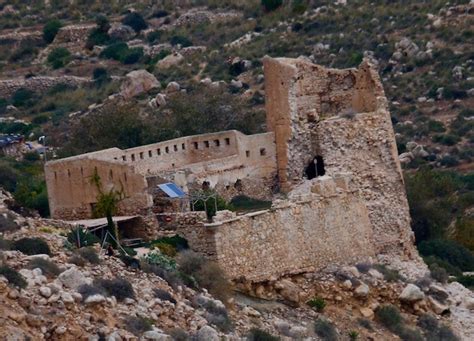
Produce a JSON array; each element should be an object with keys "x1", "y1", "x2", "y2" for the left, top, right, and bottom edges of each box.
[{"x1": 45, "y1": 57, "x2": 417, "y2": 281}]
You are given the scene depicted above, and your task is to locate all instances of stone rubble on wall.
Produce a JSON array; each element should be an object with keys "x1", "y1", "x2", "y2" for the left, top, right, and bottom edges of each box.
[{"x1": 0, "y1": 76, "x2": 91, "y2": 98}]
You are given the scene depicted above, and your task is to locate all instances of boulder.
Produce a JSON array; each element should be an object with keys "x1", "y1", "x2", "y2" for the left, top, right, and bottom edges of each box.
[
  {"x1": 108, "y1": 24, "x2": 135, "y2": 41},
  {"x1": 120, "y1": 70, "x2": 160, "y2": 99},
  {"x1": 427, "y1": 296, "x2": 450, "y2": 315},
  {"x1": 354, "y1": 283, "x2": 370, "y2": 298},
  {"x1": 275, "y1": 279, "x2": 301, "y2": 303},
  {"x1": 196, "y1": 325, "x2": 219, "y2": 341},
  {"x1": 39, "y1": 286, "x2": 52, "y2": 298},
  {"x1": 399, "y1": 284, "x2": 425, "y2": 302},
  {"x1": 143, "y1": 330, "x2": 172, "y2": 340},
  {"x1": 155, "y1": 93, "x2": 167, "y2": 106},
  {"x1": 157, "y1": 52, "x2": 184, "y2": 69},
  {"x1": 368, "y1": 269, "x2": 384, "y2": 280},
  {"x1": 84, "y1": 294, "x2": 106, "y2": 305},
  {"x1": 360, "y1": 307, "x2": 374, "y2": 319},
  {"x1": 166, "y1": 82, "x2": 180, "y2": 93},
  {"x1": 58, "y1": 268, "x2": 91, "y2": 290}
]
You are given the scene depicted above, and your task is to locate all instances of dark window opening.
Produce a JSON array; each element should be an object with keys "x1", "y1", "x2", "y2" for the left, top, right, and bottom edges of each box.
[
  {"x1": 194, "y1": 142, "x2": 199, "y2": 149},
  {"x1": 182, "y1": 143, "x2": 185, "y2": 150},
  {"x1": 67, "y1": 169, "x2": 71, "y2": 177},
  {"x1": 214, "y1": 139, "x2": 220, "y2": 147},
  {"x1": 234, "y1": 179, "x2": 243, "y2": 191},
  {"x1": 109, "y1": 169, "x2": 113, "y2": 179},
  {"x1": 260, "y1": 148, "x2": 266, "y2": 156},
  {"x1": 131, "y1": 154, "x2": 135, "y2": 161},
  {"x1": 225, "y1": 138, "x2": 230, "y2": 145},
  {"x1": 174, "y1": 145, "x2": 178, "y2": 151},
  {"x1": 204, "y1": 140, "x2": 210, "y2": 148},
  {"x1": 148, "y1": 150, "x2": 152, "y2": 157},
  {"x1": 305, "y1": 155, "x2": 326, "y2": 180},
  {"x1": 122, "y1": 155, "x2": 126, "y2": 161},
  {"x1": 139, "y1": 152, "x2": 144, "y2": 159},
  {"x1": 246, "y1": 150, "x2": 250, "y2": 157},
  {"x1": 165, "y1": 146, "x2": 169, "y2": 153},
  {"x1": 202, "y1": 181, "x2": 210, "y2": 190},
  {"x1": 157, "y1": 148, "x2": 161, "y2": 155}
]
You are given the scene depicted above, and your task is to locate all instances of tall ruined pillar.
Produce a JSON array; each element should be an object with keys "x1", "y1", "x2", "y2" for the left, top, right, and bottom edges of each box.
[{"x1": 263, "y1": 57, "x2": 417, "y2": 259}]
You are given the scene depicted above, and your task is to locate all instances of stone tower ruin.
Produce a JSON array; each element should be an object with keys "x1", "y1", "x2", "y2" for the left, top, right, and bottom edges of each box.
[{"x1": 263, "y1": 57, "x2": 415, "y2": 258}]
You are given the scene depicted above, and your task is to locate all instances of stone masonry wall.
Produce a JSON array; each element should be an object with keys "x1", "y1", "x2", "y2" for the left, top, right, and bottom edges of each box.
[
  {"x1": 0, "y1": 76, "x2": 91, "y2": 98},
  {"x1": 263, "y1": 57, "x2": 416, "y2": 260},
  {"x1": 199, "y1": 176, "x2": 375, "y2": 282}
]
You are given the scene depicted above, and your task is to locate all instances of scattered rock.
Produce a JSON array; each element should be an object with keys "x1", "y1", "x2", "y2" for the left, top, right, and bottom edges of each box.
[
  {"x1": 400, "y1": 284, "x2": 425, "y2": 302},
  {"x1": 157, "y1": 52, "x2": 184, "y2": 69},
  {"x1": 166, "y1": 82, "x2": 180, "y2": 93},
  {"x1": 354, "y1": 283, "x2": 370, "y2": 298},
  {"x1": 84, "y1": 294, "x2": 106, "y2": 305},
  {"x1": 58, "y1": 268, "x2": 91, "y2": 290},
  {"x1": 428, "y1": 296, "x2": 450, "y2": 315},
  {"x1": 39, "y1": 286, "x2": 52, "y2": 298},
  {"x1": 108, "y1": 24, "x2": 135, "y2": 41},
  {"x1": 143, "y1": 330, "x2": 172, "y2": 340},
  {"x1": 196, "y1": 325, "x2": 219, "y2": 341},
  {"x1": 360, "y1": 307, "x2": 374, "y2": 319},
  {"x1": 120, "y1": 70, "x2": 160, "y2": 99}
]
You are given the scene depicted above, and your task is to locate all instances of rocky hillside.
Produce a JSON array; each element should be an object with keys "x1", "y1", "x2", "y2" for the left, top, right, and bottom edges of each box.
[{"x1": 1, "y1": 190, "x2": 473, "y2": 340}]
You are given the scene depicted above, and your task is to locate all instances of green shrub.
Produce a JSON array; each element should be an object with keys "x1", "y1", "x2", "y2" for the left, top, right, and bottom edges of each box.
[
  {"x1": 122, "y1": 12, "x2": 147, "y2": 33},
  {"x1": 43, "y1": 20, "x2": 62, "y2": 43},
  {"x1": 0, "y1": 161, "x2": 18, "y2": 192},
  {"x1": 247, "y1": 328, "x2": 280, "y2": 341},
  {"x1": 77, "y1": 283, "x2": 106, "y2": 299},
  {"x1": 68, "y1": 254, "x2": 86, "y2": 267},
  {"x1": 307, "y1": 296, "x2": 326, "y2": 312},
  {"x1": 86, "y1": 15, "x2": 111, "y2": 49},
  {"x1": 418, "y1": 239, "x2": 474, "y2": 272},
  {"x1": 261, "y1": 0, "x2": 283, "y2": 12},
  {"x1": 230, "y1": 195, "x2": 272, "y2": 212},
  {"x1": 93, "y1": 67, "x2": 109, "y2": 84},
  {"x1": 94, "y1": 277, "x2": 134, "y2": 301},
  {"x1": 169, "y1": 35, "x2": 192, "y2": 47},
  {"x1": 153, "y1": 288, "x2": 176, "y2": 303},
  {"x1": 100, "y1": 42, "x2": 128, "y2": 60},
  {"x1": 152, "y1": 242, "x2": 177, "y2": 257},
  {"x1": 373, "y1": 264, "x2": 404, "y2": 282},
  {"x1": 457, "y1": 275, "x2": 474, "y2": 289},
  {"x1": 75, "y1": 247, "x2": 100, "y2": 264},
  {"x1": 396, "y1": 327, "x2": 424, "y2": 341},
  {"x1": 150, "y1": 235, "x2": 188, "y2": 251},
  {"x1": 0, "y1": 265, "x2": 27, "y2": 289},
  {"x1": 144, "y1": 251, "x2": 176, "y2": 271},
  {"x1": 428, "y1": 262, "x2": 449, "y2": 283},
  {"x1": 13, "y1": 237, "x2": 51, "y2": 255},
  {"x1": 177, "y1": 250, "x2": 231, "y2": 301},
  {"x1": 432, "y1": 134, "x2": 460, "y2": 146},
  {"x1": 124, "y1": 315, "x2": 153, "y2": 336},
  {"x1": 67, "y1": 228, "x2": 100, "y2": 248},
  {"x1": 120, "y1": 47, "x2": 143, "y2": 64},
  {"x1": 13, "y1": 178, "x2": 50, "y2": 217},
  {"x1": 168, "y1": 328, "x2": 189, "y2": 341},
  {"x1": 357, "y1": 318, "x2": 373, "y2": 330},
  {"x1": 27, "y1": 258, "x2": 61, "y2": 278},
  {"x1": 11, "y1": 88, "x2": 36, "y2": 107},
  {"x1": 0, "y1": 237, "x2": 12, "y2": 250},
  {"x1": 375, "y1": 305, "x2": 402, "y2": 332},
  {"x1": 202, "y1": 300, "x2": 232, "y2": 332},
  {"x1": 314, "y1": 319, "x2": 338, "y2": 341},
  {"x1": 47, "y1": 47, "x2": 71, "y2": 69},
  {"x1": 348, "y1": 330, "x2": 359, "y2": 340}
]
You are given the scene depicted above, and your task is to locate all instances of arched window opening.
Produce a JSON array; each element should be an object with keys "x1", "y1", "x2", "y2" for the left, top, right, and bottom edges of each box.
[{"x1": 305, "y1": 155, "x2": 325, "y2": 180}]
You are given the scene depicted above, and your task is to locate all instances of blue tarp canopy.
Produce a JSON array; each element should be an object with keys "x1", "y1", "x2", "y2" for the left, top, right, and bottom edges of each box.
[{"x1": 158, "y1": 182, "x2": 186, "y2": 198}]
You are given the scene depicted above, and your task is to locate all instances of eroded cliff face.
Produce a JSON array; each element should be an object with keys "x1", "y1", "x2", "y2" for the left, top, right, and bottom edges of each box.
[{"x1": 263, "y1": 57, "x2": 417, "y2": 260}]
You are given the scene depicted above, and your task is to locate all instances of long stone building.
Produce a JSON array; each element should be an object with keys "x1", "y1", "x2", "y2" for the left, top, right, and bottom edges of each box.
[{"x1": 45, "y1": 57, "x2": 418, "y2": 280}]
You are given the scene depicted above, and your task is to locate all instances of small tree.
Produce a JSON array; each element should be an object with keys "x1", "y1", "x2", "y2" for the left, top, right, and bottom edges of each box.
[
  {"x1": 261, "y1": 0, "x2": 283, "y2": 12},
  {"x1": 122, "y1": 12, "x2": 147, "y2": 33},
  {"x1": 47, "y1": 47, "x2": 71, "y2": 69},
  {"x1": 43, "y1": 20, "x2": 62, "y2": 44},
  {"x1": 90, "y1": 169, "x2": 124, "y2": 248}
]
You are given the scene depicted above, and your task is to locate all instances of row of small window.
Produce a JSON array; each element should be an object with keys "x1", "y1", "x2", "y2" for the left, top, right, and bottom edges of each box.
[{"x1": 122, "y1": 137, "x2": 232, "y2": 162}]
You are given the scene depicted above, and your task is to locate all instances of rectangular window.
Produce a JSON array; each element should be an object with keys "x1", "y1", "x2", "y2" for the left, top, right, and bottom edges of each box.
[
  {"x1": 194, "y1": 142, "x2": 199, "y2": 149},
  {"x1": 260, "y1": 148, "x2": 266, "y2": 156},
  {"x1": 225, "y1": 138, "x2": 230, "y2": 145},
  {"x1": 122, "y1": 155, "x2": 126, "y2": 161},
  {"x1": 174, "y1": 145, "x2": 178, "y2": 152},
  {"x1": 131, "y1": 154, "x2": 135, "y2": 161},
  {"x1": 139, "y1": 152, "x2": 144, "y2": 159},
  {"x1": 148, "y1": 150, "x2": 152, "y2": 157},
  {"x1": 182, "y1": 143, "x2": 185, "y2": 150},
  {"x1": 165, "y1": 146, "x2": 169, "y2": 153},
  {"x1": 157, "y1": 148, "x2": 161, "y2": 155},
  {"x1": 204, "y1": 141, "x2": 210, "y2": 148},
  {"x1": 214, "y1": 139, "x2": 220, "y2": 147},
  {"x1": 246, "y1": 150, "x2": 250, "y2": 157}
]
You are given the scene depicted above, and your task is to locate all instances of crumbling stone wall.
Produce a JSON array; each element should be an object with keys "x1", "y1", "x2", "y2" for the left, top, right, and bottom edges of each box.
[
  {"x1": 45, "y1": 158, "x2": 152, "y2": 220},
  {"x1": 0, "y1": 76, "x2": 91, "y2": 98},
  {"x1": 186, "y1": 176, "x2": 375, "y2": 282},
  {"x1": 263, "y1": 57, "x2": 415, "y2": 258}
]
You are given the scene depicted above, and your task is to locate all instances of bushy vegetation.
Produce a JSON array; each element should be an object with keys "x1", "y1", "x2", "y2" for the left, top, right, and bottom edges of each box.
[
  {"x1": 12, "y1": 237, "x2": 51, "y2": 255},
  {"x1": 122, "y1": 12, "x2": 147, "y2": 33},
  {"x1": 153, "y1": 288, "x2": 176, "y2": 303},
  {"x1": 373, "y1": 264, "x2": 404, "y2": 282},
  {"x1": 75, "y1": 247, "x2": 101, "y2": 265},
  {"x1": 314, "y1": 319, "x2": 338, "y2": 341},
  {"x1": 418, "y1": 239, "x2": 474, "y2": 272},
  {"x1": 100, "y1": 42, "x2": 144, "y2": 64},
  {"x1": 47, "y1": 47, "x2": 71, "y2": 69},
  {"x1": 307, "y1": 296, "x2": 326, "y2": 312},
  {"x1": 67, "y1": 228, "x2": 100, "y2": 248},
  {"x1": 247, "y1": 328, "x2": 280, "y2": 341},
  {"x1": 177, "y1": 250, "x2": 231, "y2": 301},
  {"x1": 43, "y1": 20, "x2": 62, "y2": 44},
  {"x1": 418, "y1": 314, "x2": 459, "y2": 341},
  {"x1": 0, "y1": 265, "x2": 27, "y2": 289},
  {"x1": 94, "y1": 277, "x2": 135, "y2": 301},
  {"x1": 375, "y1": 304, "x2": 426, "y2": 340},
  {"x1": 27, "y1": 258, "x2": 61, "y2": 278},
  {"x1": 124, "y1": 315, "x2": 153, "y2": 336}
]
